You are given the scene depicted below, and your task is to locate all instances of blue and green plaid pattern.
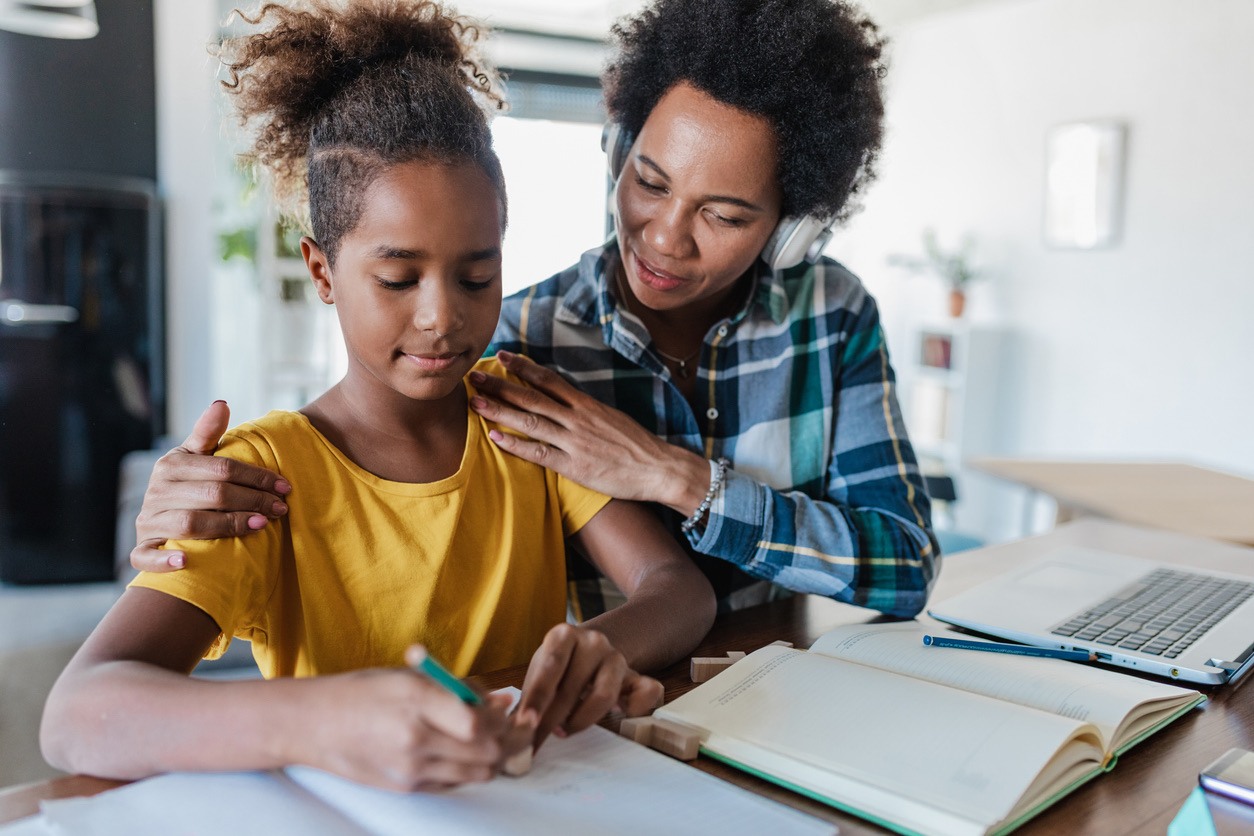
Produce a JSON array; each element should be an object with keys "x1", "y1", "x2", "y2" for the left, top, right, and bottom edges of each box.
[{"x1": 491, "y1": 240, "x2": 940, "y2": 618}]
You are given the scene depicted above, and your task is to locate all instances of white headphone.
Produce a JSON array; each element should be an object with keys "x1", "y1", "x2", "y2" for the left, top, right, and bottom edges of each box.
[{"x1": 601, "y1": 122, "x2": 835, "y2": 272}]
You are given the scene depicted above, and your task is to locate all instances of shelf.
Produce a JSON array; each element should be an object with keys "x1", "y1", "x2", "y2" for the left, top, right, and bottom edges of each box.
[
  {"x1": 912, "y1": 365, "x2": 964, "y2": 389},
  {"x1": 900, "y1": 323, "x2": 1004, "y2": 480}
]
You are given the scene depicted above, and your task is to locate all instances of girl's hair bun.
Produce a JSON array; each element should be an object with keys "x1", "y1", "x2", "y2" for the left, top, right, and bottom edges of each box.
[{"x1": 217, "y1": 1, "x2": 506, "y2": 258}]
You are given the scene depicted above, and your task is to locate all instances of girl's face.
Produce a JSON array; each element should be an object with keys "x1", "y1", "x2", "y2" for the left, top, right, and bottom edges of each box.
[
  {"x1": 304, "y1": 160, "x2": 503, "y2": 405},
  {"x1": 614, "y1": 81, "x2": 783, "y2": 315}
]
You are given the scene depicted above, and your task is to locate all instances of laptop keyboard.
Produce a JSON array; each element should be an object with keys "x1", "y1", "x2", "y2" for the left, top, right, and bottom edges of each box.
[{"x1": 1050, "y1": 568, "x2": 1254, "y2": 658}]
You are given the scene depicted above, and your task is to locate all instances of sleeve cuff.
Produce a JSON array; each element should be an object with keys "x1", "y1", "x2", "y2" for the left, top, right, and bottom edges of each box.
[{"x1": 684, "y1": 467, "x2": 765, "y2": 566}]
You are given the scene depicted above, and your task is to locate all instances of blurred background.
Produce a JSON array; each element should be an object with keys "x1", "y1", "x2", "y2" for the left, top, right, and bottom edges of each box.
[{"x1": 1, "y1": 0, "x2": 1252, "y2": 578}]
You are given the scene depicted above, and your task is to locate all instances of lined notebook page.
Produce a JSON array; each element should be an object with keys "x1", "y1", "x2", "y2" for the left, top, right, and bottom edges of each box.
[
  {"x1": 809, "y1": 622, "x2": 1198, "y2": 751},
  {"x1": 657, "y1": 646, "x2": 1103, "y2": 830}
]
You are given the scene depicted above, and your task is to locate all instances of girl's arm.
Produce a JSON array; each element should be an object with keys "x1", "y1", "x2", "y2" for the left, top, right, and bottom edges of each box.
[
  {"x1": 517, "y1": 499, "x2": 715, "y2": 745},
  {"x1": 42, "y1": 588, "x2": 522, "y2": 790}
]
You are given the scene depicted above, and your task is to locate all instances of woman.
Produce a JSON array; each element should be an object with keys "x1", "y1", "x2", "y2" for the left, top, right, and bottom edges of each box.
[{"x1": 133, "y1": 0, "x2": 939, "y2": 619}]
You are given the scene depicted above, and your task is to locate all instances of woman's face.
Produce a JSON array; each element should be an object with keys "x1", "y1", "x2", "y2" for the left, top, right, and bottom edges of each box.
[
  {"x1": 304, "y1": 160, "x2": 503, "y2": 405},
  {"x1": 614, "y1": 81, "x2": 783, "y2": 315}
]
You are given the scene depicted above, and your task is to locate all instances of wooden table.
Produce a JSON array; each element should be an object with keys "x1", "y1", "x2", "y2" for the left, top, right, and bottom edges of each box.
[
  {"x1": 4, "y1": 518, "x2": 1254, "y2": 834},
  {"x1": 969, "y1": 458, "x2": 1254, "y2": 547}
]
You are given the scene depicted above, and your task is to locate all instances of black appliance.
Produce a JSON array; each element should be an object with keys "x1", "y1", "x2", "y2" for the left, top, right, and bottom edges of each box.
[{"x1": 0, "y1": 172, "x2": 164, "y2": 583}]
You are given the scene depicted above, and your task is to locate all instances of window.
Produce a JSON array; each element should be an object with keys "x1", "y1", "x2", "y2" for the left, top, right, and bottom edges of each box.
[{"x1": 492, "y1": 71, "x2": 609, "y2": 295}]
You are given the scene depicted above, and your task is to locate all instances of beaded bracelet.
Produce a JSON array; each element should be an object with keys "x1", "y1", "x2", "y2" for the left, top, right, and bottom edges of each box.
[{"x1": 681, "y1": 457, "x2": 731, "y2": 534}]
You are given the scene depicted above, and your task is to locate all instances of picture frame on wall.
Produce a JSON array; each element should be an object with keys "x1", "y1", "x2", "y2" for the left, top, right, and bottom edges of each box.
[{"x1": 1043, "y1": 121, "x2": 1126, "y2": 249}]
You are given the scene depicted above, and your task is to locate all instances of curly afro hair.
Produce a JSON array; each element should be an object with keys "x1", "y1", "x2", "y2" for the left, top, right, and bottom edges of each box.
[
  {"x1": 217, "y1": 0, "x2": 506, "y2": 263},
  {"x1": 604, "y1": 0, "x2": 886, "y2": 223}
]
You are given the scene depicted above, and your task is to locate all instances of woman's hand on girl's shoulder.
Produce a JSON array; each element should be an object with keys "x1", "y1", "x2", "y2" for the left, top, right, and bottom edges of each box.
[
  {"x1": 132, "y1": 400, "x2": 291, "y2": 573},
  {"x1": 516, "y1": 623, "x2": 663, "y2": 751},
  {"x1": 469, "y1": 351, "x2": 702, "y2": 510}
]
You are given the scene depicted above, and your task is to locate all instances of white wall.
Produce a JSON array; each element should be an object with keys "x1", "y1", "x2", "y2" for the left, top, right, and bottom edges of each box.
[
  {"x1": 155, "y1": 0, "x2": 220, "y2": 438},
  {"x1": 834, "y1": 0, "x2": 1254, "y2": 541}
]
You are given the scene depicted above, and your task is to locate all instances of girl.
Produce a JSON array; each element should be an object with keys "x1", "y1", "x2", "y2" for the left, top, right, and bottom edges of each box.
[{"x1": 41, "y1": 0, "x2": 714, "y2": 792}]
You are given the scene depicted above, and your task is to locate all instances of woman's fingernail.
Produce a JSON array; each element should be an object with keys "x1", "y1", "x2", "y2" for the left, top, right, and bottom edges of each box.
[
  {"x1": 272, "y1": 501, "x2": 288, "y2": 515},
  {"x1": 489, "y1": 429, "x2": 504, "y2": 443},
  {"x1": 275, "y1": 479, "x2": 292, "y2": 495},
  {"x1": 248, "y1": 514, "x2": 268, "y2": 530},
  {"x1": 470, "y1": 396, "x2": 487, "y2": 409},
  {"x1": 469, "y1": 371, "x2": 486, "y2": 383},
  {"x1": 554, "y1": 727, "x2": 567, "y2": 738},
  {"x1": 497, "y1": 349, "x2": 514, "y2": 361},
  {"x1": 212, "y1": 399, "x2": 227, "y2": 406},
  {"x1": 167, "y1": 552, "x2": 185, "y2": 568}
]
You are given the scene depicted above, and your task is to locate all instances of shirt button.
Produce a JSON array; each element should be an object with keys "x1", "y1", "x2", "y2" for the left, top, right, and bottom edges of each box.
[
  {"x1": 706, "y1": 407, "x2": 719, "y2": 420},
  {"x1": 717, "y1": 325, "x2": 729, "y2": 337}
]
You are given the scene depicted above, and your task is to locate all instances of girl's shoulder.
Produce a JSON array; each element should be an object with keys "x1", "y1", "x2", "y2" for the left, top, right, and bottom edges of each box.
[{"x1": 216, "y1": 410, "x2": 313, "y2": 467}]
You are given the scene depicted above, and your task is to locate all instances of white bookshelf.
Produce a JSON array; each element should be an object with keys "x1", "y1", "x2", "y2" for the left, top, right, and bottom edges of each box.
[{"x1": 897, "y1": 320, "x2": 1006, "y2": 540}]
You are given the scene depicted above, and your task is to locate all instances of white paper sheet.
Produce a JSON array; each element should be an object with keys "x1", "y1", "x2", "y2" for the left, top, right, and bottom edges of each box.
[
  {"x1": 39, "y1": 771, "x2": 360, "y2": 836},
  {"x1": 36, "y1": 725, "x2": 834, "y2": 835},
  {"x1": 0, "y1": 815, "x2": 53, "y2": 836}
]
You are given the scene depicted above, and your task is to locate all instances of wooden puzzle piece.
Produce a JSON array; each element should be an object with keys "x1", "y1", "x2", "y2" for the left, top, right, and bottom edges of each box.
[
  {"x1": 502, "y1": 746, "x2": 534, "y2": 777},
  {"x1": 616, "y1": 717, "x2": 700, "y2": 761}
]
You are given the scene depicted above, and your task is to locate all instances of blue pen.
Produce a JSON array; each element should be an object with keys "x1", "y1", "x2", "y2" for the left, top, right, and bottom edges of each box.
[
  {"x1": 922, "y1": 634, "x2": 1095, "y2": 662},
  {"x1": 407, "y1": 646, "x2": 483, "y2": 705}
]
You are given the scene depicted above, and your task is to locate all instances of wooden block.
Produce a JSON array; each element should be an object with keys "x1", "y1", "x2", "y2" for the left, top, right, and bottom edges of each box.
[
  {"x1": 648, "y1": 718, "x2": 700, "y2": 761},
  {"x1": 502, "y1": 746, "x2": 533, "y2": 777},
  {"x1": 618, "y1": 716, "x2": 655, "y2": 744},
  {"x1": 690, "y1": 656, "x2": 737, "y2": 683},
  {"x1": 726, "y1": 651, "x2": 747, "y2": 661}
]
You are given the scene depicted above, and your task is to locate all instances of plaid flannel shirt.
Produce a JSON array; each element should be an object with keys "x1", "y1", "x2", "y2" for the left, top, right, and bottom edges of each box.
[{"x1": 490, "y1": 240, "x2": 940, "y2": 618}]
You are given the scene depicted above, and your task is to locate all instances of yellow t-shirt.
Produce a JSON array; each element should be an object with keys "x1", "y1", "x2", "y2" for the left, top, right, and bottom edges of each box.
[{"x1": 130, "y1": 359, "x2": 610, "y2": 678}]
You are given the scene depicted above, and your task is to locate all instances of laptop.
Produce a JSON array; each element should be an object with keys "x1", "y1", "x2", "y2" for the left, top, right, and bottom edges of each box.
[{"x1": 928, "y1": 547, "x2": 1254, "y2": 685}]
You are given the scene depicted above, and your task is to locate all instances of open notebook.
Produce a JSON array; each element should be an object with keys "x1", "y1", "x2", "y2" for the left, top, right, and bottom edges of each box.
[{"x1": 656, "y1": 622, "x2": 1204, "y2": 836}]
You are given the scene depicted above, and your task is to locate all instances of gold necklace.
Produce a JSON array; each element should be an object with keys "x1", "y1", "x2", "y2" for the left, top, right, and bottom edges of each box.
[
  {"x1": 653, "y1": 345, "x2": 701, "y2": 379},
  {"x1": 614, "y1": 269, "x2": 703, "y2": 379}
]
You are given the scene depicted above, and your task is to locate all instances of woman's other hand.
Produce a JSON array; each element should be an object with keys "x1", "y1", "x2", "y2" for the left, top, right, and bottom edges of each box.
[
  {"x1": 516, "y1": 623, "x2": 663, "y2": 751},
  {"x1": 131, "y1": 401, "x2": 291, "y2": 573},
  {"x1": 469, "y1": 351, "x2": 709, "y2": 516}
]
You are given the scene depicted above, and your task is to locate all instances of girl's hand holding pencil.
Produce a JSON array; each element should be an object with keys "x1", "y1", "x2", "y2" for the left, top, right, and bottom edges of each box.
[{"x1": 296, "y1": 647, "x2": 536, "y2": 792}]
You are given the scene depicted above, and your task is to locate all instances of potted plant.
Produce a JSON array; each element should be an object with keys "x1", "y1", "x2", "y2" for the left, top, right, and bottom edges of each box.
[{"x1": 889, "y1": 229, "x2": 980, "y2": 318}]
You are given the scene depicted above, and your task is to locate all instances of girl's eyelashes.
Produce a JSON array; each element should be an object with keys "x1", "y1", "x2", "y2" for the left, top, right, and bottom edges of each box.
[
  {"x1": 373, "y1": 275, "x2": 496, "y2": 291},
  {"x1": 374, "y1": 277, "x2": 416, "y2": 290},
  {"x1": 634, "y1": 174, "x2": 665, "y2": 194}
]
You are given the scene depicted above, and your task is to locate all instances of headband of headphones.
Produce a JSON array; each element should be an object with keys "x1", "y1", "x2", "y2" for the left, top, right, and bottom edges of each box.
[{"x1": 601, "y1": 122, "x2": 835, "y2": 272}]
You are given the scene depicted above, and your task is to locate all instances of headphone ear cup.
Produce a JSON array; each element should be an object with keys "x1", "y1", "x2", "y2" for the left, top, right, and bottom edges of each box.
[
  {"x1": 762, "y1": 215, "x2": 836, "y2": 272},
  {"x1": 601, "y1": 122, "x2": 634, "y2": 181}
]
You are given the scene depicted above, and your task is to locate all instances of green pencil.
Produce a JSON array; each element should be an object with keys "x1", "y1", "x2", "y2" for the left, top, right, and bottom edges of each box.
[{"x1": 408, "y1": 647, "x2": 483, "y2": 705}]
